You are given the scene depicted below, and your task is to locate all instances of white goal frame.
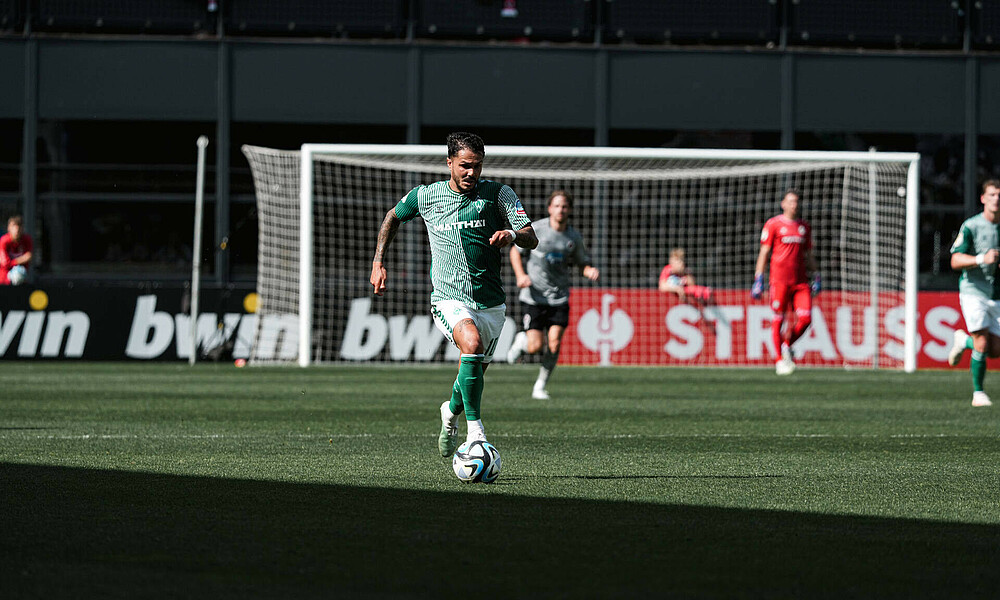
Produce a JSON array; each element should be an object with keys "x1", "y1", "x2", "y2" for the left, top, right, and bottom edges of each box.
[{"x1": 293, "y1": 144, "x2": 920, "y2": 371}]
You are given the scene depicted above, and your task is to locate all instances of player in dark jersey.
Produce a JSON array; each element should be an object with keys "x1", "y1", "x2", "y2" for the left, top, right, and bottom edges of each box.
[{"x1": 506, "y1": 190, "x2": 599, "y2": 399}]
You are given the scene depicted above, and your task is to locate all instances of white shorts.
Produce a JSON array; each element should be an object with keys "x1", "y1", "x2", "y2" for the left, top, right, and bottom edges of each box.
[
  {"x1": 959, "y1": 293, "x2": 1000, "y2": 337},
  {"x1": 431, "y1": 300, "x2": 507, "y2": 363}
]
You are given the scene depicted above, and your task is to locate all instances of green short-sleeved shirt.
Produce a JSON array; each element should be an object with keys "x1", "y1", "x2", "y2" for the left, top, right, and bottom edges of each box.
[
  {"x1": 951, "y1": 213, "x2": 1000, "y2": 299},
  {"x1": 395, "y1": 179, "x2": 531, "y2": 309}
]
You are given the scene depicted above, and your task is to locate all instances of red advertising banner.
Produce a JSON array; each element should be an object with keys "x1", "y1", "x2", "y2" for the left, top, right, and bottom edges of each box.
[{"x1": 560, "y1": 289, "x2": 964, "y2": 369}]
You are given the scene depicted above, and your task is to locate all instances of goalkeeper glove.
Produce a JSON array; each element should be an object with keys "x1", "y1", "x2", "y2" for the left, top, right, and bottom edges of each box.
[
  {"x1": 811, "y1": 274, "x2": 822, "y2": 296},
  {"x1": 750, "y1": 274, "x2": 764, "y2": 300}
]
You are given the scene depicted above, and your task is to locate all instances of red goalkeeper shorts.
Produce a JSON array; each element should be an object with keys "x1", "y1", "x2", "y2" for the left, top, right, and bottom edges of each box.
[{"x1": 769, "y1": 282, "x2": 812, "y2": 317}]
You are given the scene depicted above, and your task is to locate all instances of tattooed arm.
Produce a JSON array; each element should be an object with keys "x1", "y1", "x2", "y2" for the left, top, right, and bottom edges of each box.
[{"x1": 370, "y1": 208, "x2": 401, "y2": 296}]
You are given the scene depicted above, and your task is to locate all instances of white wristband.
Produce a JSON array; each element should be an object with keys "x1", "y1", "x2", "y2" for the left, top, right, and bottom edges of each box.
[
  {"x1": 506, "y1": 229, "x2": 517, "y2": 243},
  {"x1": 977, "y1": 253, "x2": 986, "y2": 266}
]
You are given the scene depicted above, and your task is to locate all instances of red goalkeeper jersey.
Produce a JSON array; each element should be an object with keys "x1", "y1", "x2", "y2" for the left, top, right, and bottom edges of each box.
[{"x1": 760, "y1": 215, "x2": 811, "y2": 285}]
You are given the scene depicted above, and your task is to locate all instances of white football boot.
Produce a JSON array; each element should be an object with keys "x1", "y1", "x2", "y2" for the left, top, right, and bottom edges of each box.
[
  {"x1": 948, "y1": 330, "x2": 969, "y2": 366},
  {"x1": 531, "y1": 381, "x2": 550, "y2": 400},
  {"x1": 438, "y1": 401, "x2": 459, "y2": 457},
  {"x1": 506, "y1": 331, "x2": 527, "y2": 364},
  {"x1": 775, "y1": 344, "x2": 796, "y2": 375},
  {"x1": 972, "y1": 391, "x2": 993, "y2": 407}
]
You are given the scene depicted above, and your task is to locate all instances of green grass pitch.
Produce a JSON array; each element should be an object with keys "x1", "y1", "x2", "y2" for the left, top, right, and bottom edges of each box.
[{"x1": 2, "y1": 363, "x2": 999, "y2": 598}]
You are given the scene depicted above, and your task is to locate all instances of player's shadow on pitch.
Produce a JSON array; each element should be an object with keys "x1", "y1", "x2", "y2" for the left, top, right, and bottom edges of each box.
[
  {"x1": 497, "y1": 474, "x2": 784, "y2": 483},
  {"x1": 550, "y1": 474, "x2": 785, "y2": 480},
  {"x1": 3, "y1": 462, "x2": 997, "y2": 599}
]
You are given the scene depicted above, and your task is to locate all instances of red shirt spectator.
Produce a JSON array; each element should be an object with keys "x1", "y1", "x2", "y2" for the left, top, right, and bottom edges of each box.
[{"x1": 0, "y1": 216, "x2": 33, "y2": 285}]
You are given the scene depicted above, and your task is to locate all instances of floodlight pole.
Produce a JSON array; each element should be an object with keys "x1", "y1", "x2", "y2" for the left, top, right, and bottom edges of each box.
[{"x1": 190, "y1": 135, "x2": 209, "y2": 366}]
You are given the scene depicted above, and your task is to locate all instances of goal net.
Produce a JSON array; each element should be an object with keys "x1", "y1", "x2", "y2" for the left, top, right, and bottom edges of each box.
[{"x1": 241, "y1": 144, "x2": 919, "y2": 371}]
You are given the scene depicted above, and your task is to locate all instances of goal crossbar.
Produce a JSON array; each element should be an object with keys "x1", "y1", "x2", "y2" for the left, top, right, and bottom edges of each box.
[{"x1": 302, "y1": 143, "x2": 920, "y2": 163}]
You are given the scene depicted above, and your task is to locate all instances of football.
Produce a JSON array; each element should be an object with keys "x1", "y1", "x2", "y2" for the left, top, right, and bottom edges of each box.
[
  {"x1": 7, "y1": 265, "x2": 26, "y2": 286},
  {"x1": 452, "y1": 439, "x2": 501, "y2": 484}
]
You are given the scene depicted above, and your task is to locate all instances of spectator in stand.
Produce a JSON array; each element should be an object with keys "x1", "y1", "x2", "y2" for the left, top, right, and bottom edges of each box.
[
  {"x1": 0, "y1": 215, "x2": 33, "y2": 286},
  {"x1": 658, "y1": 248, "x2": 712, "y2": 304}
]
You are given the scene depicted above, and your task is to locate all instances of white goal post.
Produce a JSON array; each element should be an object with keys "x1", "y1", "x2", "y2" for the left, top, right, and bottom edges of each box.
[{"x1": 242, "y1": 143, "x2": 920, "y2": 372}]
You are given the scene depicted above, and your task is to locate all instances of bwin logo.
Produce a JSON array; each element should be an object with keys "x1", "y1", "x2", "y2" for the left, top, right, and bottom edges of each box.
[
  {"x1": 576, "y1": 293, "x2": 634, "y2": 366},
  {"x1": 0, "y1": 309, "x2": 90, "y2": 358}
]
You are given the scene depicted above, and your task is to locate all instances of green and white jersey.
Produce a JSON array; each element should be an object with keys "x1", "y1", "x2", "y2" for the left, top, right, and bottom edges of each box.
[
  {"x1": 951, "y1": 213, "x2": 1000, "y2": 299},
  {"x1": 395, "y1": 179, "x2": 531, "y2": 309}
]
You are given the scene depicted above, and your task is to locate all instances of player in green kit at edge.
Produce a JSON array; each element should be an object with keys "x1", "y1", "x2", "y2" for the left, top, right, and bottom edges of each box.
[
  {"x1": 948, "y1": 179, "x2": 1000, "y2": 407},
  {"x1": 370, "y1": 132, "x2": 538, "y2": 456}
]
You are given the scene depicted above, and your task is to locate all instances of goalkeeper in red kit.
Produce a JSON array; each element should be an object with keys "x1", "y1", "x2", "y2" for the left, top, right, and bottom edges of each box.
[{"x1": 751, "y1": 189, "x2": 820, "y2": 375}]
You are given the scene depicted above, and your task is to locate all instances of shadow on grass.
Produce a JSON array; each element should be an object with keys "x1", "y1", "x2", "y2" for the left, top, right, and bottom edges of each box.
[
  {"x1": 3, "y1": 463, "x2": 998, "y2": 599},
  {"x1": 547, "y1": 474, "x2": 785, "y2": 480}
]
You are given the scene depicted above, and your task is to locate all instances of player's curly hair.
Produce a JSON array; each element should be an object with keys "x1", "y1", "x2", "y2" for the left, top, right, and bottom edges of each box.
[{"x1": 447, "y1": 132, "x2": 485, "y2": 158}]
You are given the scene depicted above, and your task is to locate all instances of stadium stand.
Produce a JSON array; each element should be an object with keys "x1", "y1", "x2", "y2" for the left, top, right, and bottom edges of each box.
[
  {"x1": 972, "y1": 0, "x2": 1000, "y2": 47},
  {"x1": 603, "y1": 0, "x2": 778, "y2": 45},
  {"x1": 0, "y1": 0, "x2": 20, "y2": 32},
  {"x1": 789, "y1": 0, "x2": 963, "y2": 49},
  {"x1": 226, "y1": 0, "x2": 406, "y2": 38},
  {"x1": 417, "y1": 0, "x2": 593, "y2": 42},
  {"x1": 33, "y1": 0, "x2": 211, "y2": 34}
]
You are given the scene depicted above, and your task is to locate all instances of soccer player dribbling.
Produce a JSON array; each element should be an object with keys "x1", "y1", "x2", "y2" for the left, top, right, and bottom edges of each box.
[
  {"x1": 751, "y1": 189, "x2": 820, "y2": 375},
  {"x1": 370, "y1": 132, "x2": 538, "y2": 458},
  {"x1": 947, "y1": 179, "x2": 1000, "y2": 407}
]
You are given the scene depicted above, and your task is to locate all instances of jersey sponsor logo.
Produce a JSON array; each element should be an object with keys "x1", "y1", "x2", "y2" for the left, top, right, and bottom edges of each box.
[
  {"x1": 780, "y1": 235, "x2": 805, "y2": 244},
  {"x1": 432, "y1": 219, "x2": 486, "y2": 232},
  {"x1": 544, "y1": 252, "x2": 564, "y2": 265}
]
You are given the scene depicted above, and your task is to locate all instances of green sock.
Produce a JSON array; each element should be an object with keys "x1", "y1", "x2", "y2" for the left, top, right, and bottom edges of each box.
[
  {"x1": 966, "y1": 337, "x2": 975, "y2": 350},
  {"x1": 448, "y1": 378, "x2": 463, "y2": 415},
  {"x1": 971, "y1": 350, "x2": 986, "y2": 393},
  {"x1": 458, "y1": 355, "x2": 484, "y2": 421}
]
